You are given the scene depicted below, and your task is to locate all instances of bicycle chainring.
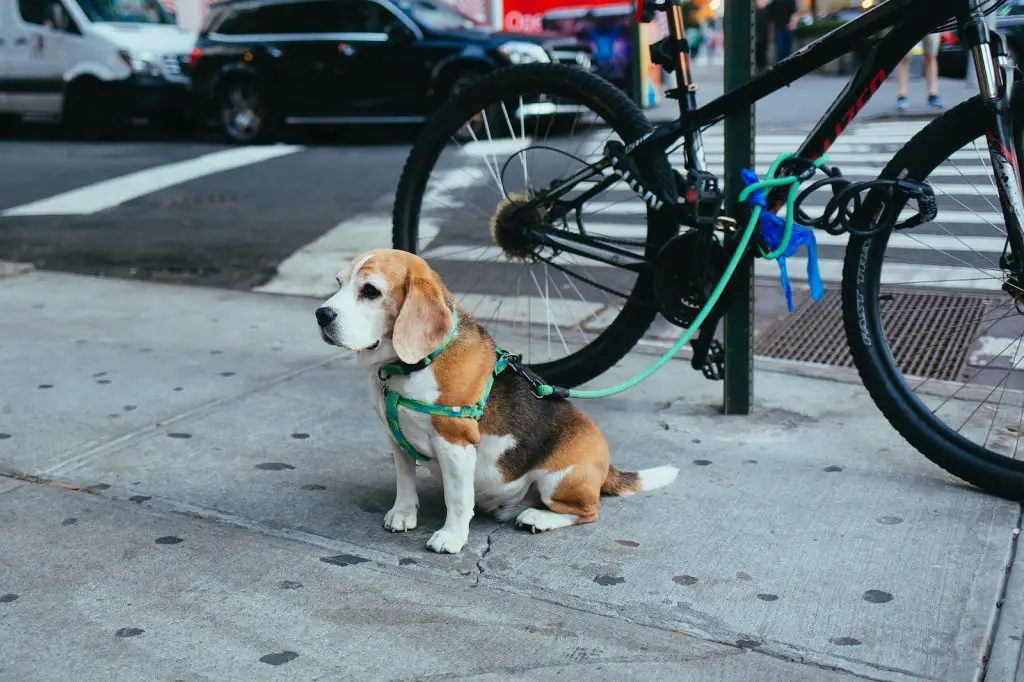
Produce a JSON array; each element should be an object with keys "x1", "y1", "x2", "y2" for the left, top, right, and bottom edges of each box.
[{"x1": 653, "y1": 230, "x2": 732, "y2": 328}]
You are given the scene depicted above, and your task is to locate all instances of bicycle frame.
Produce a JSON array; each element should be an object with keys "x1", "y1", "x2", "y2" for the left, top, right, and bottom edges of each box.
[{"x1": 524, "y1": 0, "x2": 1024, "y2": 285}]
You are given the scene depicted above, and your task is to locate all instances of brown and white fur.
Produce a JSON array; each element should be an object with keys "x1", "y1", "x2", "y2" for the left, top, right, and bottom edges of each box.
[{"x1": 315, "y1": 248, "x2": 679, "y2": 554}]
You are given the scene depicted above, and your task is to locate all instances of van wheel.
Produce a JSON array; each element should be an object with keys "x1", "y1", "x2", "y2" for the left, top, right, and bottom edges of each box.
[
  {"x1": 218, "y1": 78, "x2": 278, "y2": 144},
  {"x1": 63, "y1": 79, "x2": 116, "y2": 140}
]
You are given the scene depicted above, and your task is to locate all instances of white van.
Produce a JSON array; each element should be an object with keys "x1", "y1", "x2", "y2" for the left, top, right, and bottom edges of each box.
[{"x1": 0, "y1": 0, "x2": 199, "y2": 137}]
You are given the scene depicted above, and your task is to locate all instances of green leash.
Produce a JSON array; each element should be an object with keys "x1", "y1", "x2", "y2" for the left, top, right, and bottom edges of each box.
[{"x1": 533, "y1": 152, "x2": 830, "y2": 400}]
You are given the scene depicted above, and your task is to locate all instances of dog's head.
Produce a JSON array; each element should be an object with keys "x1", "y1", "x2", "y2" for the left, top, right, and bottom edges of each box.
[{"x1": 315, "y1": 249, "x2": 454, "y2": 365}]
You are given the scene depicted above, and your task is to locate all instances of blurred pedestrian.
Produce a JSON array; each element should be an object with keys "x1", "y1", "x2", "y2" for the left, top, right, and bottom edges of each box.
[
  {"x1": 895, "y1": 33, "x2": 941, "y2": 111},
  {"x1": 768, "y1": 0, "x2": 797, "y2": 62},
  {"x1": 755, "y1": 0, "x2": 770, "y2": 70}
]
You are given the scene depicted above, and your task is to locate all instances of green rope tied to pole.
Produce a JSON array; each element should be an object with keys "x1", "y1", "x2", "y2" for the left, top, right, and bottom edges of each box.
[{"x1": 535, "y1": 152, "x2": 830, "y2": 400}]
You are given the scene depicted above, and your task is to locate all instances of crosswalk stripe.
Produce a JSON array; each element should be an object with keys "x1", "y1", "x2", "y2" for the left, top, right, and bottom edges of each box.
[
  {"x1": 422, "y1": 231, "x2": 1008, "y2": 266},
  {"x1": 253, "y1": 165, "x2": 487, "y2": 297},
  {"x1": 969, "y1": 336, "x2": 1024, "y2": 366},
  {"x1": 576, "y1": 180, "x2": 1001, "y2": 196},
  {"x1": 1, "y1": 146, "x2": 305, "y2": 217},
  {"x1": 756, "y1": 257, "x2": 1003, "y2": 292},
  {"x1": 456, "y1": 293, "x2": 601, "y2": 328},
  {"x1": 580, "y1": 201, "x2": 1003, "y2": 224}
]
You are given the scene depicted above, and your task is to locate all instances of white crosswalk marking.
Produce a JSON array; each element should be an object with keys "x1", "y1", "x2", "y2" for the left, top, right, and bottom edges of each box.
[{"x1": 1, "y1": 146, "x2": 305, "y2": 217}]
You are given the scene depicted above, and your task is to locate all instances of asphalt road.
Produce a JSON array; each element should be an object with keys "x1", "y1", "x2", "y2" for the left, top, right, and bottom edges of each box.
[{"x1": 0, "y1": 121, "x2": 423, "y2": 289}]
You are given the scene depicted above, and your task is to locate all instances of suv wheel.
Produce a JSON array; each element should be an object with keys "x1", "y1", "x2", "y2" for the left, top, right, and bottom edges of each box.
[{"x1": 218, "y1": 78, "x2": 278, "y2": 144}]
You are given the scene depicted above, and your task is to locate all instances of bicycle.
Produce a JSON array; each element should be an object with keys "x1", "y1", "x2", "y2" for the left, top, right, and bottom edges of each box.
[{"x1": 391, "y1": 0, "x2": 1024, "y2": 502}]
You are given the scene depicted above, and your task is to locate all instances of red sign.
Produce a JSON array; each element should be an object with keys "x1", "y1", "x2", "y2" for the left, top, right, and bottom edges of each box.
[{"x1": 500, "y1": 0, "x2": 630, "y2": 33}]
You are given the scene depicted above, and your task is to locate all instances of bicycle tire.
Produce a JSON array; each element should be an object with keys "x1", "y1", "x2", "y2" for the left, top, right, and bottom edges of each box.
[
  {"x1": 392, "y1": 63, "x2": 679, "y2": 389},
  {"x1": 842, "y1": 94, "x2": 1024, "y2": 501}
]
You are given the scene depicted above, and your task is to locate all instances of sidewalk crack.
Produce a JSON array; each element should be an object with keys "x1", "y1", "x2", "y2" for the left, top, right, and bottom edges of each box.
[
  {"x1": 474, "y1": 529, "x2": 497, "y2": 586},
  {"x1": 978, "y1": 506, "x2": 1024, "y2": 681}
]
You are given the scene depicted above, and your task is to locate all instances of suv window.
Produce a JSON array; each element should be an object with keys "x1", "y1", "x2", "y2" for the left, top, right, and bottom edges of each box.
[
  {"x1": 208, "y1": 1, "x2": 296, "y2": 34},
  {"x1": 289, "y1": 0, "x2": 348, "y2": 33},
  {"x1": 337, "y1": 0, "x2": 402, "y2": 33}
]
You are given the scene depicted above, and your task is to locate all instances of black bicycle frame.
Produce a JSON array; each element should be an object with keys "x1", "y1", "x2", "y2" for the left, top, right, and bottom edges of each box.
[{"x1": 524, "y1": 0, "x2": 1024, "y2": 284}]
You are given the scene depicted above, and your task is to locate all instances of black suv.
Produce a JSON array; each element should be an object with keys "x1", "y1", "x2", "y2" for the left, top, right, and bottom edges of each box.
[{"x1": 187, "y1": 0, "x2": 595, "y2": 143}]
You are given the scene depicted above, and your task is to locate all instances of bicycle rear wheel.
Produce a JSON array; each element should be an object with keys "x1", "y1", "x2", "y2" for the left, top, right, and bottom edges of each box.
[
  {"x1": 842, "y1": 94, "x2": 1024, "y2": 500},
  {"x1": 392, "y1": 64, "x2": 680, "y2": 388}
]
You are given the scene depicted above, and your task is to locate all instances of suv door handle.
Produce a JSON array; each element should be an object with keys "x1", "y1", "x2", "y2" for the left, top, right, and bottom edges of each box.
[{"x1": 14, "y1": 36, "x2": 28, "y2": 45}]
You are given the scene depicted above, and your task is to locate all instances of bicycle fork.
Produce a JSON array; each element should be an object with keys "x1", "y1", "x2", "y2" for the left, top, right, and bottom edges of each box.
[{"x1": 965, "y1": 6, "x2": 1024, "y2": 297}]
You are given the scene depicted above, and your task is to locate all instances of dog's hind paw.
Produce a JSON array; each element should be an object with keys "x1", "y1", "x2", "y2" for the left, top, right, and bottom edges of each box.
[
  {"x1": 515, "y1": 508, "x2": 578, "y2": 533},
  {"x1": 383, "y1": 506, "x2": 418, "y2": 532}
]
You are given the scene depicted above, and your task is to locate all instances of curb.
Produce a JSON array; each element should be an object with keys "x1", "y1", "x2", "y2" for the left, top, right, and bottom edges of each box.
[{"x1": 0, "y1": 261, "x2": 35, "y2": 279}]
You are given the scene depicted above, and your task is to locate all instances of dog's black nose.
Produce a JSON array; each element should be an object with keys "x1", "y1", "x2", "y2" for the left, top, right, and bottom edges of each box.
[{"x1": 315, "y1": 307, "x2": 337, "y2": 327}]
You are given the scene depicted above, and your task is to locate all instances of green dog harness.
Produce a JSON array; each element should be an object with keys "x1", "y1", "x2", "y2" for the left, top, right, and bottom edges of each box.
[{"x1": 377, "y1": 308, "x2": 511, "y2": 462}]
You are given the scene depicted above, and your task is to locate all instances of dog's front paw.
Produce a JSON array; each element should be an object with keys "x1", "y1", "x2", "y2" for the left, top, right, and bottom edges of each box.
[
  {"x1": 426, "y1": 528, "x2": 467, "y2": 554},
  {"x1": 383, "y1": 506, "x2": 418, "y2": 532}
]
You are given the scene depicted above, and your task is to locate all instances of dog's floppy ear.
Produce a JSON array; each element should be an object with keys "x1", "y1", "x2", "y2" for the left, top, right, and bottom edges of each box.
[{"x1": 392, "y1": 268, "x2": 453, "y2": 364}]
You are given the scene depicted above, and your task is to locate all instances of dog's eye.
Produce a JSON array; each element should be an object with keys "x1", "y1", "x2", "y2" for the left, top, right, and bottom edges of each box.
[{"x1": 360, "y1": 283, "x2": 381, "y2": 301}]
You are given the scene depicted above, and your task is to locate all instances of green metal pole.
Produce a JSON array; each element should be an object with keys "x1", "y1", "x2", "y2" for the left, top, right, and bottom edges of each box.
[{"x1": 722, "y1": 0, "x2": 755, "y2": 415}]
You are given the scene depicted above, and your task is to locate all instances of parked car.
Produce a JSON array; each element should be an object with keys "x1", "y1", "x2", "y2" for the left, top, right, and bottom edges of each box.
[
  {"x1": 938, "y1": 0, "x2": 1024, "y2": 80},
  {"x1": 0, "y1": 0, "x2": 197, "y2": 138},
  {"x1": 186, "y1": 0, "x2": 596, "y2": 144}
]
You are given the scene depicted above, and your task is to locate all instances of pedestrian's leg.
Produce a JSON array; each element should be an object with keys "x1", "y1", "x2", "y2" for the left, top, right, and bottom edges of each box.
[
  {"x1": 896, "y1": 54, "x2": 910, "y2": 111},
  {"x1": 925, "y1": 54, "x2": 941, "y2": 106},
  {"x1": 755, "y1": 21, "x2": 768, "y2": 70},
  {"x1": 775, "y1": 26, "x2": 792, "y2": 61},
  {"x1": 923, "y1": 33, "x2": 942, "y2": 107}
]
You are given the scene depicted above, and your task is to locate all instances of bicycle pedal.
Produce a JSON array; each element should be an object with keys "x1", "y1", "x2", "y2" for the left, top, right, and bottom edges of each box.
[{"x1": 701, "y1": 339, "x2": 725, "y2": 381}]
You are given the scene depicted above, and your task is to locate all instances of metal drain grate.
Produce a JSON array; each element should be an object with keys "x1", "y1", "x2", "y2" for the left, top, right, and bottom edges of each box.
[{"x1": 755, "y1": 289, "x2": 992, "y2": 382}]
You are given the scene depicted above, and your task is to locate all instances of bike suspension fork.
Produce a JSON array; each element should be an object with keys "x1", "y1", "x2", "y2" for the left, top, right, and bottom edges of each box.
[
  {"x1": 963, "y1": 3, "x2": 1024, "y2": 292},
  {"x1": 665, "y1": 0, "x2": 706, "y2": 172}
]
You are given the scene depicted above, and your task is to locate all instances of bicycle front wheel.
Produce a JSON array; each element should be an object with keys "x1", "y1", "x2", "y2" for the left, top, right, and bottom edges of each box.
[
  {"x1": 843, "y1": 94, "x2": 1024, "y2": 500},
  {"x1": 392, "y1": 63, "x2": 679, "y2": 388}
]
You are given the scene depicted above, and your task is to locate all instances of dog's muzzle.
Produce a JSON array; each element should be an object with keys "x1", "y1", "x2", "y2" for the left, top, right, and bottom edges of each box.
[
  {"x1": 315, "y1": 307, "x2": 337, "y2": 328},
  {"x1": 316, "y1": 307, "x2": 341, "y2": 346}
]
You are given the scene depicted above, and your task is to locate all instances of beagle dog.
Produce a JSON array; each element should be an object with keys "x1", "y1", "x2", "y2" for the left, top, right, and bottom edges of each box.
[{"x1": 315, "y1": 248, "x2": 679, "y2": 554}]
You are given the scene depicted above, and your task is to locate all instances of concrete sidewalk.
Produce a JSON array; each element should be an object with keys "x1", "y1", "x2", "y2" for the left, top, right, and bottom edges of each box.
[{"x1": 1, "y1": 266, "x2": 1022, "y2": 681}]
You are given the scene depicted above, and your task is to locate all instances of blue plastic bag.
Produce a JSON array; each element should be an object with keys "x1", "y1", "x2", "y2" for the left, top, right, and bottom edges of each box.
[{"x1": 740, "y1": 168, "x2": 825, "y2": 312}]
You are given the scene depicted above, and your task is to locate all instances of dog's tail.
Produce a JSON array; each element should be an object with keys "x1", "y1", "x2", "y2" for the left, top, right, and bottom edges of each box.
[{"x1": 601, "y1": 464, "x2": 679, "y2": 496}]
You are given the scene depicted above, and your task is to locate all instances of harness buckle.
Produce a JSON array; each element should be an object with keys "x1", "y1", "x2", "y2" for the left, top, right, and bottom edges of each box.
[
  {"x1": 504, "y1": 352, "x2": 549, "y2": 399},
  {"x1": 377, "y1": 367, "x2": 391, "y2": 395}
]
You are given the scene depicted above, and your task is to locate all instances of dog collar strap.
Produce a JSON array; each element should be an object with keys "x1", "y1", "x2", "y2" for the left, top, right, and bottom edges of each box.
[
  {"x1": 378, "y1": 308, "x2": 460, "y2": 378},
  {"x1": 384, "y1": 349, "x2": 511, "y2": 462}
]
